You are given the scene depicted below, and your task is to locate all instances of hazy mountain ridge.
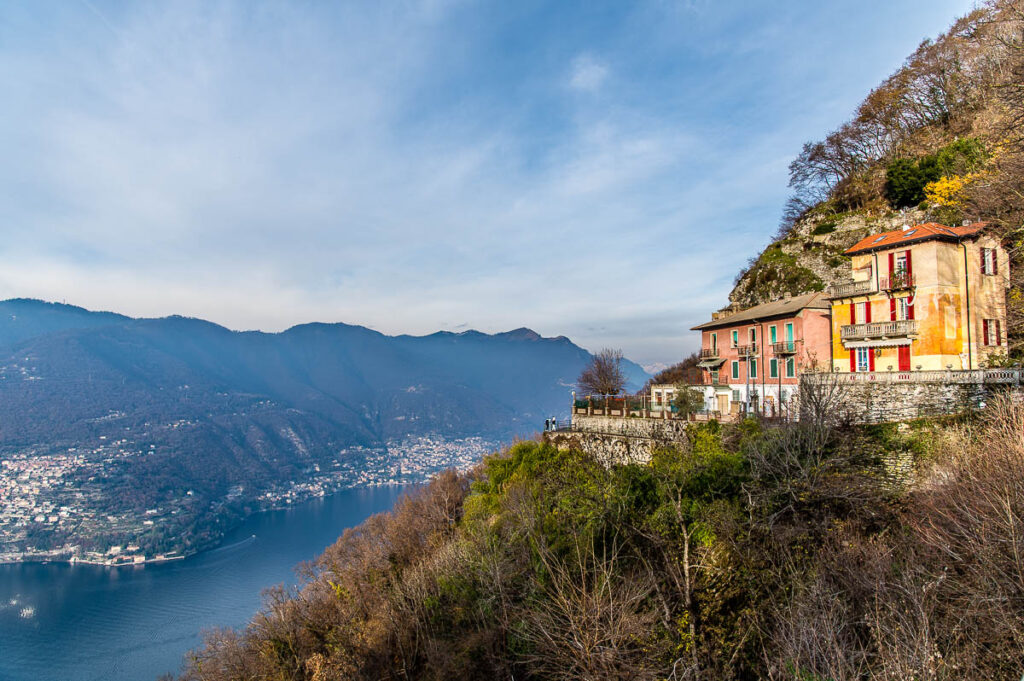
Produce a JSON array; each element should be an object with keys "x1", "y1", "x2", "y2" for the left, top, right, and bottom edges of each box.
[
  {"x1": 0, "y1": 299, "x2": 647, "y2": 559},
  {"x1": 0, "y1": 298, "x2": 646, "y2": 449}
]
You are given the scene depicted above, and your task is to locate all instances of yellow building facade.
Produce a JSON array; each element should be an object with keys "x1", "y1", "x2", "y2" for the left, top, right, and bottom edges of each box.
[{"x1": 827, "y1": 223, "x2": 1009, "y2": 373}]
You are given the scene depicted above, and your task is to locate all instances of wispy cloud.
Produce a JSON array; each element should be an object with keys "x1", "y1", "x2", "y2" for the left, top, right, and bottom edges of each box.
[
  {"x1": 568, "y1": 54, "x2": 609, "y2": 92},
  {"x1": 0, "y1": 0, "x2": 977, "y2": 365}
]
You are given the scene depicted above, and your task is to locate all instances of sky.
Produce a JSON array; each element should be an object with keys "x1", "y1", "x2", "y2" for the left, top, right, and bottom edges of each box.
[{"x1": 0, "y1": 0, "x2": 977, "y2": 369}]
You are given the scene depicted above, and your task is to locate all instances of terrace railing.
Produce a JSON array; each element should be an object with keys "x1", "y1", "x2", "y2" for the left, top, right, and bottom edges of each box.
[
  {"x1": 803, "y1": 368, "x2": 1022, "y2": 385},
  {"x1": 699, "y1": 347, "x2": 721, "y2": 360},
  {"x1": 881, "y1": 270, "x2": 916, "y2": 291},
  {"x1": 826, "y1": 279, "x2": 876, "y2": 298},
  {"x1": 771, "y1": 340, "x2": 800, "y2": 355},
  {"x1": 735, "y1": 343, "x2": 758, "y2": 358},
  {"x1": 840, "y1": 319, "x2": 919, "y2": 341}
]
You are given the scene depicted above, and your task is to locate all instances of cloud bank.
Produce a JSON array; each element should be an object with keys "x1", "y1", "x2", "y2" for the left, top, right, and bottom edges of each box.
[{"x1": 0, "y1": 0, "x2": 974, "y2": 365}]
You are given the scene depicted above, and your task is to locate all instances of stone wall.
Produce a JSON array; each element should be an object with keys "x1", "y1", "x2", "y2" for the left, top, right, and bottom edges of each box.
[
  {"x1": 801, "y1": 369, "x2": 1024, "y2": 424},
  {"x1": 545, "y1": 414, "x2": 689, "y2": 466}
]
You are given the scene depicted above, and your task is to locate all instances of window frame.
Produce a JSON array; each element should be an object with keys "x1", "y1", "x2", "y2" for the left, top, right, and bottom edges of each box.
[
  {"x1": 856, "y1": 347, "x2": 870, "y2": 373},
  {"x1": 785, "y1": 357, "x2": 796, "y2": 378},
  {"x1": 769, "y1": 358, "x2": 778, "y2": 378},
  {"x1": 731, "y1": 361, "x2": 739, "y2": 379}
]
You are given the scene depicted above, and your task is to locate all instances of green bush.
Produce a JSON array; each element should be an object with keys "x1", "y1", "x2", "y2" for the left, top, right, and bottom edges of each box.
[
  {"x1": 885, "y1": 138, "x2": 987, "y2": 209},
  {"x1": 885, "y1": 157, "x2": 940, "y2": 207},
  {"x1": 810, "y1": 222, "x2": 837, "y2": 235}
]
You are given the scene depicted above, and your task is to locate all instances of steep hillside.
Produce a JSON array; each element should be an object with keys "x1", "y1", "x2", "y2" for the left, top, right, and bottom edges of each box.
[
  {"x1": 173, "y1": 402, "x2": 1024, "y2": 681},
  {"x1": 728, "y1": 0, "x2": 1024, "y2": 344}
]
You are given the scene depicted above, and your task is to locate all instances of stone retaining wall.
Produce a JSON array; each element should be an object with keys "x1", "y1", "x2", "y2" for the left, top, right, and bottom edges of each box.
[
  {"x1": 545, "y1": 414, "x2": 689, "y2": 465},
  {"x1": 801, "y1": 370, "x2": 1024, "y2": 424}
]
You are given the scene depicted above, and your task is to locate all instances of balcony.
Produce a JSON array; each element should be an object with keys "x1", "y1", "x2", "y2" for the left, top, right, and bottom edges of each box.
[
  {"x1": 699, "y1": 347, "x2": 720, "y2": 360},
  {"x1": 840, "y1": 319, "x2": 919, "y2": 341},
  {"x1": 735, "y1": 343, "x2": 758, "y2": 358},
  {"x1": 881, "y1": 271, "x2": 916, "y2": 291},
  {"x1": 771, "y1": 340, "x2": 800, "y2": 355},
  {"x1": 826, "y1": 279, "x2": 876, "y2": 298}
]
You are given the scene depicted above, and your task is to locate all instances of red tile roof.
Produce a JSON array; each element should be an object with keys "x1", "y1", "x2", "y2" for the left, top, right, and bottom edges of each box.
[{"x1": 844, "y1": 222, "x2": 986, "y2": 255}]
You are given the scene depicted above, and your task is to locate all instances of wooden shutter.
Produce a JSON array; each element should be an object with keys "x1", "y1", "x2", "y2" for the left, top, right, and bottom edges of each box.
[
  {"x1": 905, "y1": 250, "x2": 912, "y2": 278},
  {"x1": 997, "y1": 320, "x2": 1002, "y2": 346},
  {"x1": 890, "y1": 298, "x2": 897, "y2": 321},
  {"x1": 983, "y1": 319, "x2": 989, "y2": 345},
  {"x1": 865, "y1": 302, "x2": 872, "y2": 323},
  {"x1": 868, "y1": 348, "x2": 875, "y2": 371},
  {"x1": 981, "y1": 247, "x2": 986, "y2": 273},
  {"x1": 849, "y1": 349, "x2": 856, "y2": 372},
  {"x1": 993, "y1": 249, "x2": 999, "y2": 275},
  {"x1": 908, "y1": 302, "x2": 915, "y2": 320},
  {"x1": 850, "y1": 303, "x2": 856, "y2": 324},
  {"x1": 888, "y1": 252, "x2": 895, "y2": 276}
]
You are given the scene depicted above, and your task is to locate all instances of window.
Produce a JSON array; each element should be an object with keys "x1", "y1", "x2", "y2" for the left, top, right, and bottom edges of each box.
[
  {"x1": 732, "y1": 390, "x2": 741, "y2": 402},
  {"x1": 856, "y1": 347, "x2": 870, "y2": 373},
  {"x1": 785, "y1": 322, "x2": 794, "y2": 342},
  {"x1": 769, "y1": 358, "x2": 778, "y2": 378},
  {"x1": 983, "y1": 319, "x2": 1002, "y2": 346},
  {"x1": 731, "y1": 330, "x2": 739, "y2": 347},
  {"x1": 710, "y1": 332, "x2": 717, "y2": 351},
  {"x1": 749, "y1": 327, "x2": 757, "y2": 344},
  {"x1": 855, "y1": 301, "x2": 868, "y2": 322},
  {"x1": 769, "y1": 325, "x2": 777, "y2": 344},
  {"x1": 748, "y1": 359, "x2": 758, "y2": 378},
  {"x1": 785, "y1": 357, "x2": 796, "y2": 378},
  {"x1": 731, "y1": 361, "x2": 739, "y2": 379},
  {"x1": 982, "y1": 247, "x2": 997, "y2": 275},
  {"x1": 896, "y1": 297, "x2": 909, "y2": 321},
  {"x1": 895, "y1": 252, "x2": 908, "y2": 272},
  {"x1": 710, "y1": 369, "x2": 719, "y2": 385},
  {"x1": 654, "y1": 391, "x2": 662, "y2": 405}
]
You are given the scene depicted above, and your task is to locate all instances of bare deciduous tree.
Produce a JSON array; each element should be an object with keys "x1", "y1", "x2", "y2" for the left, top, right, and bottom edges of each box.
[{"x1": 577, "y1": 348, "x2": 626, "y2": 396}]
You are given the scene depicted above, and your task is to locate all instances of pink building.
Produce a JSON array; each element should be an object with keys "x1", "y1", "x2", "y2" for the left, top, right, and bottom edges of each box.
[{"x1": 690, "y1": 292, "x2": 832, "y2": 417}]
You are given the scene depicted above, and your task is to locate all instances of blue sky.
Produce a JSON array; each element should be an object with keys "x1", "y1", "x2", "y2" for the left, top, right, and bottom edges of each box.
[{"x1": 0, "y1": 0, "x2": 975, "y2": 368}]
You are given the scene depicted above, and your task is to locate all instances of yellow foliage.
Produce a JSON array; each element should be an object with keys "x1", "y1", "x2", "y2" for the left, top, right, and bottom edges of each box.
[{"x1": 924, "y1": 171, "x2": 983, "y2": 207}]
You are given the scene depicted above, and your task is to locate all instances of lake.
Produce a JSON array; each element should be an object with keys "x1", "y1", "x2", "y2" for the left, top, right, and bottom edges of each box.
[{"x1": 0, "y1": 485, "x2": 409, "y2": 681}]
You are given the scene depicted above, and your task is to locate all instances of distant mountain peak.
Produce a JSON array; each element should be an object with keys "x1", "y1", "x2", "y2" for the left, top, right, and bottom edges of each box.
[{"x1": 498, "y1": 327, "x2": 542, "y2": 341}]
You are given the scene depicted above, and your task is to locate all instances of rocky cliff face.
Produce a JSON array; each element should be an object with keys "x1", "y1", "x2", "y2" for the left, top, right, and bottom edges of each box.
[{"x1": 727, "y1": 208, "x2": 928, "y2": 309}]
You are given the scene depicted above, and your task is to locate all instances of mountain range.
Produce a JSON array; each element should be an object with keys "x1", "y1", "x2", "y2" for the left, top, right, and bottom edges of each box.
[
  {"x1": 0, "y1": 298, "x2": 646, "y2": 448},
  {"x1": 0, "y1": 298, "x2": 647, "y2": 557}
]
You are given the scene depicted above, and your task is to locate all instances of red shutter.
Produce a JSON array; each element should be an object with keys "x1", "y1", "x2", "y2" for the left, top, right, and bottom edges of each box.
[
  {"x1": 890, "y1": 298, "x2": 897, "y2": 321},
  {"x1": 888, "y1": 252, "x2": 895, "y2": 276},
  {"x1": 993, "y1": 249, "x2": 999, "y2": 275},
  {"x1": 983, "y1": 319, "x2": 989, "y2": 346},
  {"x1": 850, "y1": 303, "x2": 856, "y2": 324},
  {"x1": 868, "y1": 348, "x2": 876, "y2": 371},
  {"x1": 981, "y1": 247, "x2": 986, "y2": 273},
  {"x1": 850, "y1": 349, "x2": 856, "y2": 372},
  {"x1": 997, "y1": 320, "x2": 1002, "y2": 346},
  {"x1": 905, "y1": 250, "x2": 912, "y2": 278},
  {"x1": 908, "y1": 302, "x2": 915, "y2": 320},
  {"x1": 865, "y1": 302, "x2": 872, "y2": 323}
]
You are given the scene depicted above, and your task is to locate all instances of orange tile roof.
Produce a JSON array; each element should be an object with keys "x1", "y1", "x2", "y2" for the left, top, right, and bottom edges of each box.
[{"x1": 844, "y1": 222, "x2": 986, "y2": 255}]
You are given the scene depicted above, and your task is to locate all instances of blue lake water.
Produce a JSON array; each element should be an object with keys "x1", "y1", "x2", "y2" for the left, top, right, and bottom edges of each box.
[{"x1": 0, "y1": 485, "x2": 409, "y2": 681}]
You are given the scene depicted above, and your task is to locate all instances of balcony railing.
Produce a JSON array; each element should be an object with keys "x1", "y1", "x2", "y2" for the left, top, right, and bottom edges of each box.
[
  {"x1": 771, "y1": 340, "x2": 800, "y2": 355},
  {"x1": 699, "y1": 347, "x2": 720, "y2": 360},
  {"x1": 735, "y1": 343, "x2": 758, "y2": 358},
  {"x1": 826, "y1": 279, "x2": 876, "y2": 298},
  {"x1": 881, "y1": 271, "x2": 916, "y2": 291},
  {"x1": 840, "y1": 319, "x2": 919, "y2": 341}
]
